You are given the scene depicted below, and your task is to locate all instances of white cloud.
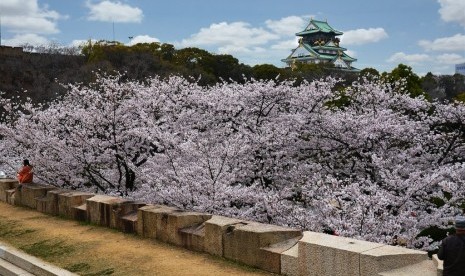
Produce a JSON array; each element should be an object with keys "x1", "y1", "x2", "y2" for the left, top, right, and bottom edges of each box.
[
  {"x1": 387, "y1": 52, "x2": 430, "y2": 64},
  {"x1": 436, "y1": 53, "x2": 465, "y2": 64},
  {"x1": 0, "y1": 0, "x2": 64, "y2": 34},
  {"x1": 86, "y1": 0, "x2": 143, "y2": 23},
  {"x1": 177, "y1": 16, "x2": 384, "y2": 67},
  {"x1": 3, "y1": 33, "x2": 49, "y2": 46},
  {"x1": 2, "y1": 16, "x2": 59, "y2": 34},
  {"x1": 341, "y1": 28, "x2": 388, "y2": 45},
  {"x1": 1, "y1": 0, "x2": 41, "y2": 16},
  {"x1": 265, "y1": 15, "x2": 309, "y2": 37},
  {"x1": 179, "y1": 21, "x2": 279, "y2": 55},
  {"x1": 219, "y1": 46, "x2": 267, "y2": 55},
  {"x1": 438, "y1": 0, "x2": 465, "y2": 28},
  {"x1": 270, "y1": 38, "x2": 299, "y2": 50},
  {"x1": 128, "y1": 35, "x2": 160, "y2": 46},
  {"x1": 69, "y1": 39, "x2": 98, "y2": 48},
  {"x1": 418, "y1": 34, "x2": 465, "y2": 51}
]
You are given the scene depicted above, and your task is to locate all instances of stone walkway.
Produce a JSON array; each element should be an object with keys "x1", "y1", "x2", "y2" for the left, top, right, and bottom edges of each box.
[{"x1": 0, "y1": 201, "x2": 274, "y2": 276}]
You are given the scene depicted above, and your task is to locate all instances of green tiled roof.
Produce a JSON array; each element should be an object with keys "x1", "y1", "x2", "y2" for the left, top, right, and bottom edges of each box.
[
  {"x1": 318, "y1": 54, "x2": 337, "y2": 60},
  {"x1": 296, "y1": 19, "x2": 343, "y2": 36},
  {"x1": 313, "y1": 45, "x2": 347, "y2": 51},
  {"x1": 283, "y1": 42, "x2": 357, "y2": 63},
  {"x1": 341, "y1": 52, "x2": 356, "y2": 62}
]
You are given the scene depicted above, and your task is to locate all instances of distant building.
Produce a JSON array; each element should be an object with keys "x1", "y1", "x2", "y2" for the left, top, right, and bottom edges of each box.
[
  {"x1": 282, "y1": 19, "x2": 358, "y2": 71},
  {"x1": 456, "y1": 63, "x2": 465, "y2": 75}
]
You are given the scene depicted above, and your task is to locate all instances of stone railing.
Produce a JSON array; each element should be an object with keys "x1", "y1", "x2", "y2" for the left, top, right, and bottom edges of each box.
[{"x1": 0, "y1": 179, "x2": 443, "y2": 276}]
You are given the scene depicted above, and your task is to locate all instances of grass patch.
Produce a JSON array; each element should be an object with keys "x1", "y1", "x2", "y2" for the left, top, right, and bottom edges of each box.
[
  {"x1": 0, "y1": 220, "x2": 36, "y2": 237},
  {"x1": 20, "y1": 239, "x2": 75, "y2": 259},
  {"x1": 63, "y1": 258, "x2": 115, "y2": 275},
  {"x1": 83, "y1": 268, "x2": 115, "y2": 275},
  {"x1": 25, "y1": 215, "x2": 50, "y2": 220},
  {"x1": 65, "y1": 262, "x2": 91, "y2": 272}
]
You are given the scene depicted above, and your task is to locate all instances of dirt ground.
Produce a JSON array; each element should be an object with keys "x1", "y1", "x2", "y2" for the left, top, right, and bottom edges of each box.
[{"x1": 0, "y1": 201, "x2": 275, "y2": 276}]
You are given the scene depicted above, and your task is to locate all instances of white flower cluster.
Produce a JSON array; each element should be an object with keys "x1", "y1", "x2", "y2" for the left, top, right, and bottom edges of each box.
[{"x1": 1, "y1": 74, "x2": 464, "y2": 250}]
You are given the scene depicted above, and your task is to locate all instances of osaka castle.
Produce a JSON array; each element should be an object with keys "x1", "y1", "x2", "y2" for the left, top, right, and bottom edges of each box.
[{"x1": 282, "y1": 19, "x2": 358, "y2": 71}]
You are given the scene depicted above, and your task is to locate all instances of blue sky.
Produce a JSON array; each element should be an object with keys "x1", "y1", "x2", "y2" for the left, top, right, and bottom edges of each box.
[{"x1": 1, "y1": 0, "x2": 465, "y2": 75}]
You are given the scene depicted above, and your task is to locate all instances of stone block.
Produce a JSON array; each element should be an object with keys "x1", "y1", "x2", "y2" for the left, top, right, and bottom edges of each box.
[
  {"x1": 57, "y1": 191, "x2": 94, "y2": 218},
  {"x1": 86, "y1": 195, "x2": 133, "y2": 227},
  {"x1": 36, "y1": 196, "x2": 48, "y2": 213},
  {"x1": 298, "y1": 231, "x2": 383, "y2": 276},
  {"x1": 121, "y1": 211, "x2": 138, "y2": 233},
  {"x1": 18, "y1": 183, "x2": 56, "y2": 209},
  {"x1": 136, "y1": 205, "x2": 179, "y2": 238},
  {"x1": 109, "y1": 201, "x2": 146, "y2": 230},
  {"x1": 36, "y1": 189, "x2": 71, "y2": 215},
  {"x1": 281, "y1": 242, "x2": 299, "y2": 276},
  {"x1": 432, "y1": 254, "x2": 443, "y2": 276},
  {"x1": 260, "y1": 236, "x2": 301, "y2": 274},
  {"x1": 360, "y1": 243, "x2": 428, "y2": 275},
  {"x1": 5, "y1": 189, "x2": 16, "y2": 205},
  {"x1": 13, "y1": 187, "x2": 22, "y2": 206},
  {"x1": 161, "y1": 211, "x2": 212, "y2": 246},
  {"x1": 223, "y1": 221, "x2": 302, "y2": 273},
  {"x1": 179, "y1": 223, "x2": 206, "y2": 252},
  {"x1": 204, "y1": 215, "x2": 244, "y2": 256},
  {"x1": 73, "y1": 203, "x2": 87, "y2": 221},
  {"x1": 378, "y1": 259, "x2": 437, "y2": 276},
  {"x1": 0, "y1": 179, "x2": 18, "y2": 202}
]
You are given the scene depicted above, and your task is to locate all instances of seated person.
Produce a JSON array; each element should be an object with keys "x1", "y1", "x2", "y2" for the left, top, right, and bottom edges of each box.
[{"x1": 17, "y1": 159, "x2": 33, "y2": 184}]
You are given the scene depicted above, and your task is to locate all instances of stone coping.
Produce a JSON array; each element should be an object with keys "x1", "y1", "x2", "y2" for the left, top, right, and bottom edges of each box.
[
  {"x1": 0, "y1": 242, "x2": 78, "y2": 276},
  {"x1": 0, "y1": 178, "x2": 440, "y2": 275}
]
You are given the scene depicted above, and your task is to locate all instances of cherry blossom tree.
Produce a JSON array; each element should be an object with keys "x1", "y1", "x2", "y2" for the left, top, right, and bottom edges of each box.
[{"x1": 1, "y1": 74, "x2": 464, "y2": 250}]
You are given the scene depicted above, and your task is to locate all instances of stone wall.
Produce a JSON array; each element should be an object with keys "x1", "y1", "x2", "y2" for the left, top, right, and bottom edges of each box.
[
  {"x1": 0, "y1": 179, "x2": 441, "y2": 276},
  {"x1": 0, "y1": 46, "x2": 24, "y2": 57}
]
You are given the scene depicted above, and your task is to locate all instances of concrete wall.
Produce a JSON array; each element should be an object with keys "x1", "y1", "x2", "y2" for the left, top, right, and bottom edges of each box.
[{"x1": 0, "y1": 179, "x2": 440, "y2": 276}]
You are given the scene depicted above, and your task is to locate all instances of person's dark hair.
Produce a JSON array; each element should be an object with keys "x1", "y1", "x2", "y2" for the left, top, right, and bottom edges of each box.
[{"x1": 23, "y1": 159, "x2": 30, "y2": 166}]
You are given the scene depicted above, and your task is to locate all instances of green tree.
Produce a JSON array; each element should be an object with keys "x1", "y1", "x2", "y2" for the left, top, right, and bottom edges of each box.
[
  {"x1": 251, "y1": 64, "x2": 283, "y2": 81},
  {"x1": 174, "y1": 47, "x2": 211, "y2": 67},
  {"x1": 209, "y1": 54, "x2": 249, "y2": 82},
  {"x1": 130, "y1": 42, "x2": 161, "y2": 55},
  {"x1": 289, "y1": 62, "x2": 330, "y2": 84},
  {"x1": 385, "y1": 64, "x2": 425, "y2": 98},
  {"x1": 421, "y1": 72, "x2": 437, "y2": 91},
  {"x1": 160, "y1": 43, "x2": 176, "y2": 61},
  {"x1": 360, "y1": 67, "x2": 380, "y2": 80},
  {"x1": 454, "y1": 92, "x2": 465, "y2": 103},
  {"x1": 421, "y1": 72, "x2": 445, "y2": 100},
  {"x1": 439, "y1": 75, "x2": 457, "y2": 100}
]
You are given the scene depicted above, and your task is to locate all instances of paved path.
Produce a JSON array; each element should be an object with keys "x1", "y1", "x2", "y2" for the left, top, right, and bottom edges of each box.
[
  {"x1": 0, "y1": 201, "x2": 274, "y2": 276},
  {"x1": 0, "y1": 241, "x2": 78, "y2": 275}
]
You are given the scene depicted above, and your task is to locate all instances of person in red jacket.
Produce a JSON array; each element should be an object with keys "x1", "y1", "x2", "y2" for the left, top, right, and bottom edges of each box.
[{"x1": 17, "y1": 159, "x2": 33, "y2": 184}]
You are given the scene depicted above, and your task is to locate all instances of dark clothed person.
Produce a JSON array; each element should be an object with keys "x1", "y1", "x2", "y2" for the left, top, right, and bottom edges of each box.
[{"x1": 438, "y1": 216, "x2": 465, "y2": 276}]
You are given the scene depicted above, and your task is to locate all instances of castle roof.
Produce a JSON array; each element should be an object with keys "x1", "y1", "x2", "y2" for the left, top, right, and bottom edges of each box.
[
  {"x1": 282, "y1": 42, "x2": 356, "y2": 63},
  {"x1": 296, "y1": 19, "x2": 343, "y2": 36},
  {"x1": 282, "y1": 18, "x2": 358, "y2": 71}
]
